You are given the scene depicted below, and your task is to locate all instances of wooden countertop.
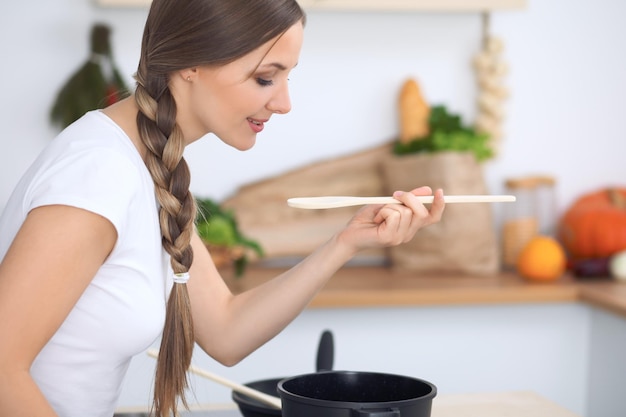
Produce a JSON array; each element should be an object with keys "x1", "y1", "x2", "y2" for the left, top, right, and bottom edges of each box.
[
  {"x1": 223, "y1": 266, "x2": 626, "y2": 317},
  {"x1": 432, "y1": 391, "x2": 580, "y2": 417}
]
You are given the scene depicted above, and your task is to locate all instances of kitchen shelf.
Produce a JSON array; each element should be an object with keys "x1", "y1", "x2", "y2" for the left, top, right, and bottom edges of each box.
[
  {"x1": 221, "y1": 266, "x2": 626, "y2": 318},
  {"x1": 97, "y1": 0, "x2": 526, "y2": 12}
]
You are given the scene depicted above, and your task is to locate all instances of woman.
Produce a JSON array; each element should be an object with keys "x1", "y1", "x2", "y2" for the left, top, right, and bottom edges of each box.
[{"x1": 0, "y1": 0, "x2": 445, "y2": 416}]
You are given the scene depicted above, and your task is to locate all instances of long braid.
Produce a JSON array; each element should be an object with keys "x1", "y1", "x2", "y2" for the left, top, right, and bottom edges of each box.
[
  {"x1": 135, "y1": 68, "x2": 196, "y2": 417},
  {"x1": 132, "y1": 1, "x2": 306, "y2": 415}
]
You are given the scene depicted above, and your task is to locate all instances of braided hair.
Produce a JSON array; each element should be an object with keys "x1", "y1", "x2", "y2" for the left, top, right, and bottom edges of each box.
[{"x1": 133, "y1": 0, "x2": 304, "y2": 415}]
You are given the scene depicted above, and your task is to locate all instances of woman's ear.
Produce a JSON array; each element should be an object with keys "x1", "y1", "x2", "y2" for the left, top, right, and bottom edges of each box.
[{"x1": 179, "y1": 67, "x2": 198, "y2": 82}]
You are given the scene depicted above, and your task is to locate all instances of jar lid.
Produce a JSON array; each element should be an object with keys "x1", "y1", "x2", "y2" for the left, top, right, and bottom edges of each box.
[{"x1": 505, "y1": 175, "x2": 556, "y2": 189}]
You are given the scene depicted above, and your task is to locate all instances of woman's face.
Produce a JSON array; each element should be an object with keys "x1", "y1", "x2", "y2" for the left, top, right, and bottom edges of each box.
[{"x1": 175, "y1": 21, "x2": 304, "y2": 150}]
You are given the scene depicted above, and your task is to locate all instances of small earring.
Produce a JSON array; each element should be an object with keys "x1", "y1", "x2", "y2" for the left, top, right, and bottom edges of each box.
[{"x1": 187, "y1": 76, "x2": 191, "y2": 82}]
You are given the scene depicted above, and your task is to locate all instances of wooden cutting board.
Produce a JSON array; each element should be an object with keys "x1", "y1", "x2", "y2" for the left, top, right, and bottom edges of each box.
[{"x1": 221, "y1": 144, "x2": 392, "y2": 260}]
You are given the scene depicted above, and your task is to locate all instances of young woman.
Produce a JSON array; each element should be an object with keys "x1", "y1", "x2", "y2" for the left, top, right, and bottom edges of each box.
[{"x1": 0, "y1": 0, "x2": 445, "y2": 416}]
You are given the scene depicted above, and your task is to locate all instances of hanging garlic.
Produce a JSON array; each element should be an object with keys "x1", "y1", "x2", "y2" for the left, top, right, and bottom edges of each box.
[{"x1": 473, "y1": 33, "x2": 509, "y2": 154}]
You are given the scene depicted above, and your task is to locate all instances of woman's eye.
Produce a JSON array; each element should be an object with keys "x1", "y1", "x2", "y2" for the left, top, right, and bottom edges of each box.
[{"x1": 256, "y1": 77, "x2": 274, "y2": 87}]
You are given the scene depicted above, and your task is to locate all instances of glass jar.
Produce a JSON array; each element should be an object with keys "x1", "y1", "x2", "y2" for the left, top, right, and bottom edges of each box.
[{"x1": 502, "y1": 175, "x2": 556, "y2": 268}]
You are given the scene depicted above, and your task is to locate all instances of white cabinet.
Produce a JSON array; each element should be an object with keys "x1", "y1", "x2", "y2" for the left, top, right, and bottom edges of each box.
[{"x1": 120, "y1": 303, "x2": 590, "y2": 415}]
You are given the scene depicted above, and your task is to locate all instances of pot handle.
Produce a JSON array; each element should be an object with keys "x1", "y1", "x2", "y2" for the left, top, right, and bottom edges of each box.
[{"x1": 352, "y1": 408, "x2": 400, "y2": 417}]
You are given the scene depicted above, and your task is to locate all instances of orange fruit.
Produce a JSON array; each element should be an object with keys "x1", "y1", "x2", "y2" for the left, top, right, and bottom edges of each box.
[{"x1": 516, "y1": 235, "x2": 567, "y2": 281}]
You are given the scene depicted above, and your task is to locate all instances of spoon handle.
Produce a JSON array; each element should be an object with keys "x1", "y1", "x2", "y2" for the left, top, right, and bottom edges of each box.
[
  {"x1": 147, "y1": 349, "x2": 282, "y2": 409},
  {"x1": 287, "y1": 195, "x2": 515, "y2": 209}
]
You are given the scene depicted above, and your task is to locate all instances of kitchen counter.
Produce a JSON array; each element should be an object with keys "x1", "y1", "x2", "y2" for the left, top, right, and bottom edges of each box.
[
  {"x1": 115, "y1": 391, "x2": 580, "y2": 416},
  {"x1": 432, "y1": 391, "x2": 580, "y2": 416},
  {"x1": 223, "y1": 266, "x2": 626, "y2": 317}
]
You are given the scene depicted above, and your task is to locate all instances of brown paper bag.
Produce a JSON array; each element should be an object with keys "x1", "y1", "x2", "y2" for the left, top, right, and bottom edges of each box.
[{"x1": 381, "y1": 151, "x2": 499, "y2": 275}]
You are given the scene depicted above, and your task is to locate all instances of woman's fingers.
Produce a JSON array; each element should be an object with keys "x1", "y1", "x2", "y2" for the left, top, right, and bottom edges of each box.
[
  {"x1": 346, "y1": 187, "x2": 445, "y2": 250},
  {"x1": 378, "y1": 188, "x2": 445, "y2": 242},
  {"x1": 402, "y1": 188, "x2": 445, "y2": 226},
  {"x1": 427, "y1": 188, "x2": 446, "y2": 224},
  {"x1": 372, "y1": 206, "x2": 408, "y2": 245}
]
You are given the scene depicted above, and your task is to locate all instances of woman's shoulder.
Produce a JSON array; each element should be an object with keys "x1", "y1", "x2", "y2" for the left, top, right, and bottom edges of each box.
[
  {"x1": 55, "y1": 111, "x2": 140, "y2": 160},
  {"x1": 34, "y1": 111, "x2": 149, "y2": 186},
  {"x1": 23, "y1": 112, "x2": 150, "y2": 210}
]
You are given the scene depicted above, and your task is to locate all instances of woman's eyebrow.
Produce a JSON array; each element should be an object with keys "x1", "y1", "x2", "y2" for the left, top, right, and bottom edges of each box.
[{"x1": 259, "y1": 62, "x2": 299, "y2": 71}]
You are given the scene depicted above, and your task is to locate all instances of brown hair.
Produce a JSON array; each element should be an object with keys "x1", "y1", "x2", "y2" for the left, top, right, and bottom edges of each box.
[{"x1": 133, "y1": 0, "x2": 305, "y2": 415}]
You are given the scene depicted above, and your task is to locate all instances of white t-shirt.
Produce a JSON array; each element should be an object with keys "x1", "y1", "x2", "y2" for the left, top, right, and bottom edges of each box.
[{"x1": 0, "y1": 111, "x2": 172, "y2": 417}]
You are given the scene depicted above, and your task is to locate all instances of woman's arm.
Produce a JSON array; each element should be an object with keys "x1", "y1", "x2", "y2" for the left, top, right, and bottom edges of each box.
[
  {"x1": 188, "y1": 187, "x2": 445, "y2": 365},
  {"x1": 0, "y1": 205, "x2": 117, "y2": 416}
]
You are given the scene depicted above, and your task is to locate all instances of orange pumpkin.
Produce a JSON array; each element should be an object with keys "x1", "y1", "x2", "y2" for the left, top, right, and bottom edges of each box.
[{"x1": 558, "y1": 188, "x2": 626, "y2": 259}]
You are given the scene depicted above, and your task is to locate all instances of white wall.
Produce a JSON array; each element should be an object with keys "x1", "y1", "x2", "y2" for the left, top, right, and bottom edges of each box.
[{"x1": 1, "y1": 0, "x2": 625, "y2": 218}]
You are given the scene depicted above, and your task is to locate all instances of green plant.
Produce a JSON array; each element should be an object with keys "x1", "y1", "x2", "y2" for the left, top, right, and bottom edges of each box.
[
  {"x1": 195, "y1": 197, "x2": 264, "y2": 277},
  {"x1": 393, "y1": 105, "x2": 493, "y2": 162},
  {"x1": 50, "y1": 23, "x2": 129, "y2": 129}
]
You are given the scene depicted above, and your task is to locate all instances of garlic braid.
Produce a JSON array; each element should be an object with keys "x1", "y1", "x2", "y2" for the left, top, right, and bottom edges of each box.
[
  {"x1": 135, "y1": 68, "x2": 196, "y2": 417},
  {"x1": 473, "y1": 35, "x2": 509, "y2": 155}
]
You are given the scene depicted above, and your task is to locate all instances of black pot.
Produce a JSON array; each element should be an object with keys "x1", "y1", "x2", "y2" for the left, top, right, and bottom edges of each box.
[
  {"x1": 233, "y1": 330, "x2": 335, "y2": 417},
  {"x1": 277, "y1": 371, "x2": 436, "y2": 417},
  {"x1": 231, "y1": 377, "x2": 283, "y2": 417}
]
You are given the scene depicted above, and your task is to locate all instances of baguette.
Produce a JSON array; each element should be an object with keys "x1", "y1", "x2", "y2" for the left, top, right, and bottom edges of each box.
[{"x1": 398, "y1": 78, "x2": 430, "y2": 143}]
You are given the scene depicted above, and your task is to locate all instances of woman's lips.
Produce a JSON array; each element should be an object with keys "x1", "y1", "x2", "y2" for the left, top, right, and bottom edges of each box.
[{"x1": 247, "y1": 118, "x2": 266, "y2": 133}]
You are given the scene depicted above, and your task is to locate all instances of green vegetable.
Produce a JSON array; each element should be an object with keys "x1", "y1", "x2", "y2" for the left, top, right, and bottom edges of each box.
[
  {"x1": 393, "y1": 105, "x2": 493, "y2": 162},
  {"x1": 196, "y1": 216, "x2": 237, "y2": 247},
  {"x1": 195, "y1": 197, "x2": 264, "y2": 277}
]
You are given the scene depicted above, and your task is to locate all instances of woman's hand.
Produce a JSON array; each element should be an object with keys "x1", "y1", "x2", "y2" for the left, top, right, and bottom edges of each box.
[{"x1": 338, "y1": 186, "x2": 445, "y2": 251}]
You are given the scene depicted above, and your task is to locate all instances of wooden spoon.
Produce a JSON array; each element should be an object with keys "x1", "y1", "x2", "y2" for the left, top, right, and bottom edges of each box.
[
  {"x1": 147, "y1": 349, "x2": 282, "y2": 409},
  {"x1": 287, "y1": 194, "x2": 516, "y2": 209}
]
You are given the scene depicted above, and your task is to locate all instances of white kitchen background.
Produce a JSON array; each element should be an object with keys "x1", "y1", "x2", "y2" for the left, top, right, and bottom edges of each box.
[
  {"x1": 1, "y1": 1, "x2": 625, "y2": 416},
  {"x1": 0, "y1": 0, "x2": 624, "y2": 214}
]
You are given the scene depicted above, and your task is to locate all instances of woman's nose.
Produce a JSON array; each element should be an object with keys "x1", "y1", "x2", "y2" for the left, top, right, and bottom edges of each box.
[{"x1": 267, "y1": 83, "x2": 292, "y2": 115}]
